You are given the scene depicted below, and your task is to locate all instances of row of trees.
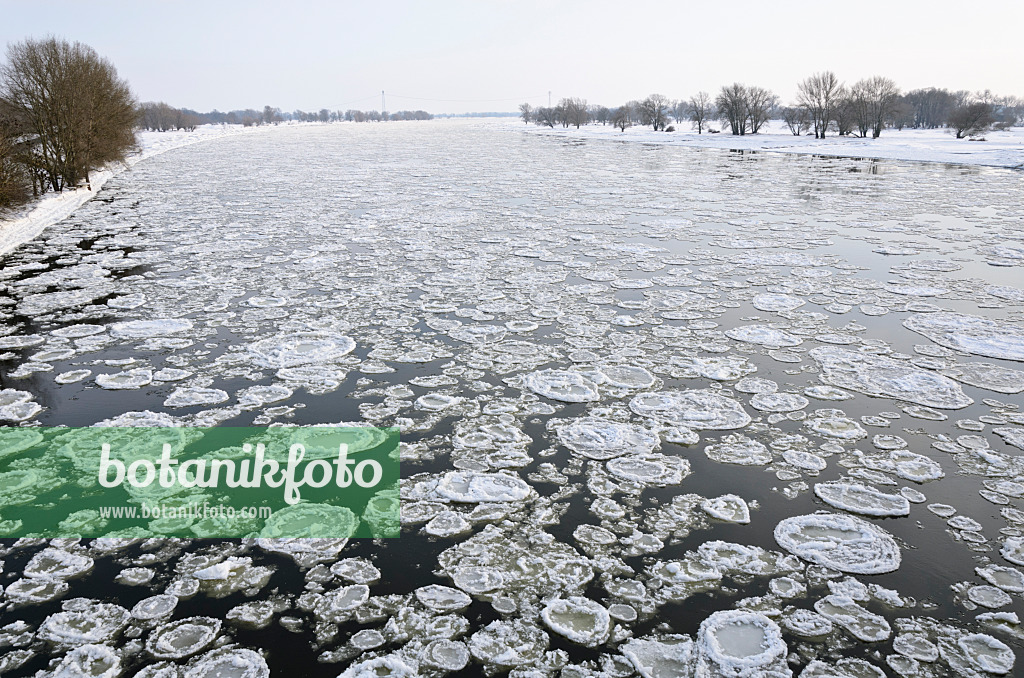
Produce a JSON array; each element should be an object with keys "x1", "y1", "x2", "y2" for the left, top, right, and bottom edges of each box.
[
  {"x1": 521, "y1": 76, "x2": 1022, "y2": 139},
  {"x1": 1, "y1": 37, "x2": 138, "y2": 208},
  {"x1": 140, "y1": 105, "x2": 434, "y2": 131}
]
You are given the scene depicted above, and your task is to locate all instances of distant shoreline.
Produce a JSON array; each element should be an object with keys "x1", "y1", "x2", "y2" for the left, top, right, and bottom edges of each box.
[{"x1": 521, "y1": 119, "x2": 1024, "y2": 170}]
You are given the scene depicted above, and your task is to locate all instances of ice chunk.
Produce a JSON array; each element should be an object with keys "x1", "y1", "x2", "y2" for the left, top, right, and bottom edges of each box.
[
  {"x1": 814, "y1": 594, "x2": 891, "y2": 641},
  {"x1": 976, "y1": 565, "x2": 1024, "y2": 593},
  {"x1": 630, "y1": 390, "x2": 751, "y2": 429},
  {"x1": 813, "y1": 482, "x2": 910, "y2": 517},
  {"x1": 0, "y1": 389, "x2": 42, "y2": 422},
  {"x1": 607, "y1": 455, "x2": 690, "y2": 485},
  {"x1": 781, "y1": 609, "x2": 833, "y2": 637},
  {"x1": 187, "y1": 648, "x2": 270, "y2": 678},
  {"x1": 146, "y1": 616, "x2": 221, "y2": 659},
  {"x1": 774, "y1": 513, "x2": 901, "y2": 574},
  {"x1": 524, "y1": 369, "x2": 600, "y2": 402},
  {"x1": 24, "y1": 547, "x2": 94, "y2": 580},
  {"x1": 53, "y1": 644, "x2": 121, "y2": 678},
  {"x1": 163, "y1": 387, "x2": 229, "y2": 408},
  {"x1": 704, "y1": 435, "x2": 772, "y2": 466},
  {"x1": 248, "y1": 332, "x2": 355, "y2": 368},
  {"x1": 415, "y1": 584, "x2": 472, "y2": 612},
  {"x1": 109, "y1": 319, "x2": 193, "y2": 338},
  {"x1": 55, "y1": 369, "x2": 92, "y2": 384},
  {"x1": 726, "y1": 324, "x2": 803, "y2": 347},
  {"x1": 805, "y1": 410, "x2": 868, "y2": 440},
  {"x1": 541, "y1": 596, "x2": 611, "y2": 647},
  {"x1": 801, "y1": 658, "x2": 885, "y2": 677},
  {"x1": 436, "y1": 471, "x2": 532, "y2": 502},
  {"x1": 422, "y1": 639, "x2": 471, "y2": 671},
  {"x1": 753, "y1": 293, "x2": 805, "y2": 312},
  {"x1": 131, "y1": 594, "x2": 178, "y2": 622},
  {"x1": 904, "y1": 312, "x2": 1024, "y2": 362},
  {"x1": 968, "y1": 585, "x2": 1013, "y2": 608},
  {"x1": 810, "y1": 347, "x2": 972, "y2": 409},
  {"x1": 701, "y1": 494, "x2": 751, "y2": 523},
  {"x1": 598, "y1": 364, "x2": 658, "y2": 389},
  {"x1": 751, "y1": 392, "x2": 809, "y2": 412},
  {"x1": 556, "y1": 417, "x2": 659, "y2": 460},
  {"x1": 697, "y1": 610, "x2": 788, "y2": 675},
  {"x1": 620, "y1": 635, "x2": 694, "y2": 678},
  {"x1": 949, "y1": 633, "x2": 1015, "y2": 674},
  {"x1": 96, "y1": 368, "x2": 153, "y2": 390},
  {"x1": 38, "y1": 601, "x2": 130, "y2": 646},
  {"x1": 941, "y1": 362, "x2": 1024, "y2": 394},
  {"x1": 993, "y1": 426, "x2": 1024, "y2": 450},
  {"x1": 468, "y1": 619, "x2": 549, "y2": 667}
]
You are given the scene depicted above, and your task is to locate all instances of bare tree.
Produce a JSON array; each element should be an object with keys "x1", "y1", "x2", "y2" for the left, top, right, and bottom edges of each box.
[
  {"x1": 687, "y1": 91, "x2": 714, "y2": 134},
  {"x1": 780, "y1": 106, "x2": 811, "y2": 135},
  {"x1": 745, "y1": 86, "x2": 778, "y2": 134},
  {"x1": 849, "y1": 76, "x2": 900, "y2": 138},
  {"x1": 831, "y1": 97, "x2": 856, "y2": 136},
  {"x1": 716, "y1": 84, "x2": 749, "y2": 135},
  {"x1": 562, "y1": 97, "x2": 589, "y2": 128},
  {"x1": 612, "y1": 106, "x2": 631, "y2": 132},
  {"x1": 797, "y1": 71, "x2": 843, "y2": 138},
  {"x1": 639, "y1": 94, "x2": 671, "y2": 131},
  {"x1": 0, "y1": 37, "x2": 138, "y2": 193},
  {"x1": 519, "y1": 102, "x2": 532, "y2": 124},
  {"x1": 948, "y1": 102, "x2": 995, "y2": 138},
  {"x1": 533, "y1": 106, "x2": 557, "y2": 128}
]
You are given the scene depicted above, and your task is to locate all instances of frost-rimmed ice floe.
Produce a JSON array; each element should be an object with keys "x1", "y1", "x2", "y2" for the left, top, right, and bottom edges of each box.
[
  {"x1": 109, "y1": 319, "x2": 193, "y2": 339},
  {"x1": 540, "y1": 596, "x2": 611, "y2": 647},
  {"x1": 904, "y1": 312, "x2": 1024, "y2": 362},
  {"x1": 248, "y1": 332, "x2": 356, "y2": 368},
  {"x1": 774, "y1": 513, "x2": 901, "y2": 574},
  {"x1": 813, "y1": 482, "x2": 910, "y2": 517},
  {"x1": 704, "y1": 435, "x2": 772, "y2": 466},
  {"x1": 810, "y1": 347, "x2": 973, "y2": 409},
  {"x1": 940, "y1": 362, "x2": 1024, "y2": 394},
  {"x1": 523, "y1": 369, "x2": 600, "y2": 402},
  {"x1": 630, "y1": 390, "x2": 751, "y2": 429},
  {"x1": 145, "y1": 616, "x2": 221, "y2": 659},
  {"x1": 556, "y1": 417, "x2": 659, "y2": 460},
  {"x1": 435, "y1": 471, "x2": 533, "y2": 503},
  {"x1": 726, "y1": 324, "x2": 803, "y2": 347},
  {"x1": 701, "y1": 494, "x2": 751, "y2": 523},
  {"x1": 696, "y1": 610, "x2": 788, "y2": 675}
]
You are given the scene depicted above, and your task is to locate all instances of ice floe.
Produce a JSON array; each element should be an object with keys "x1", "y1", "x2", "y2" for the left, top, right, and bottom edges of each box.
[{"x1": 774, "y1": 513, "x2": 901, "y2": 574}]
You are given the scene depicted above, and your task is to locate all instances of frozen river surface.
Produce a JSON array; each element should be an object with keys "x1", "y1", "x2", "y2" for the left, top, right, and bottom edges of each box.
[{"x1": 1, "y1": 119, "x2": 1024, "y2": 676}]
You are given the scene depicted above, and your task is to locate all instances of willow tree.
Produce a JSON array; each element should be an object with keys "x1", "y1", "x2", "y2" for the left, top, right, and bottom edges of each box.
[{"x1": 0, "y1": 37, "x2": 138, "y2": 194}]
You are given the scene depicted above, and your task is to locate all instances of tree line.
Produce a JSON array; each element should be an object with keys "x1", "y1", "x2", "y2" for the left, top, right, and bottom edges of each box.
[
  {"x1": 139, "y1": 104, "x2": 433, "y2": 130},
  {"x1": 1, "y1": 37, "x2": 138, "y2": 208},
  {"x1": 521, "y1": 74, "x2": 1022, "y2": 140}
]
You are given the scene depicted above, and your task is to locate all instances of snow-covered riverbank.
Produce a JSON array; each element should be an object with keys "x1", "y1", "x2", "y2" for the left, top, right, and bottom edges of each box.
[
  {"x1": 0, "y1": 124, "x2": 259, "y2": 257},
  {"x1": 524, "y1": 119, "x2": 1024, "y2": 169}
]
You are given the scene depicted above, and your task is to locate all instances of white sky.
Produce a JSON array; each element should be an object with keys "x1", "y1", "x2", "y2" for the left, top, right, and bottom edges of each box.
[{"x1": 3, "y1": 0, "x2": 1022, "y2": 114}]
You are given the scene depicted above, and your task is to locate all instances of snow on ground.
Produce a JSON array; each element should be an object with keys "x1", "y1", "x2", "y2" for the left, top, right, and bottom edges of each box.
[
  {"x1": 523, "y1": 119, "x2": 1024, "y2": 169},
  {"x1": 0, "y1": 124, "x2": 258, "y2": 257}
]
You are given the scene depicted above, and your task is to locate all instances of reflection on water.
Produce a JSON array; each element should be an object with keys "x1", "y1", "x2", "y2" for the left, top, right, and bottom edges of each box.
[{"x1": 1, "y1": 119, "x2": 1023, "y2": 677}]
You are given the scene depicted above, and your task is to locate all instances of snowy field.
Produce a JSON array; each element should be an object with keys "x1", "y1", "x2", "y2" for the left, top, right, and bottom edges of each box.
[
  {"x1": 1, "y1": 120, "x2": 1024, "y2": 676},
  {"x1": 524, "y1": 118, "x2": 1024, "y2": 169}
]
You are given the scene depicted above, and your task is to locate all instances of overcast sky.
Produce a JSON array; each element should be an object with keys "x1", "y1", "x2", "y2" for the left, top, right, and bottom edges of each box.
[{"x1": 3, "y1": 0, "x2": 1022, "y2": 114}]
